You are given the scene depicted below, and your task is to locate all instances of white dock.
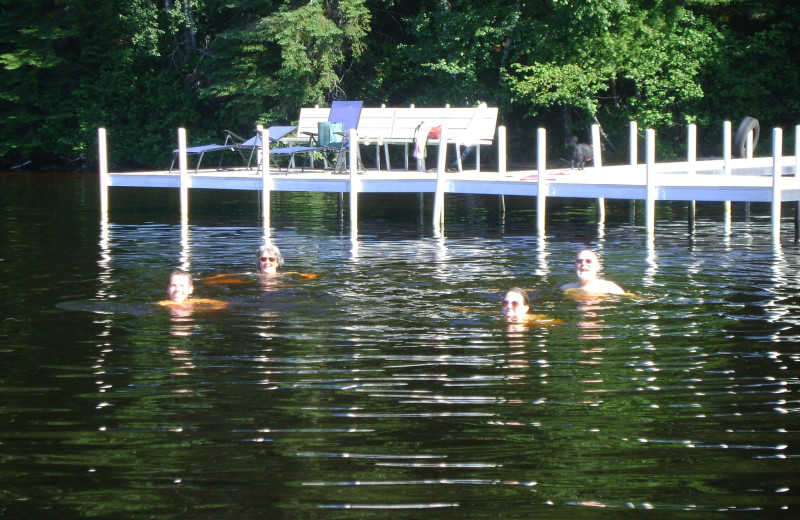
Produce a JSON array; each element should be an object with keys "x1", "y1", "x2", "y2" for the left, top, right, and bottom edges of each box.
[{"x1": 98, "y1": 123, "x2": 800, "y2": 241}]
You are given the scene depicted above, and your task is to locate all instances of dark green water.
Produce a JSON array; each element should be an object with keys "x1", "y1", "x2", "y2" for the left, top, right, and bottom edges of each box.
[{"x1": 1, "y1": 172, "x2": 799, "y2": 519}]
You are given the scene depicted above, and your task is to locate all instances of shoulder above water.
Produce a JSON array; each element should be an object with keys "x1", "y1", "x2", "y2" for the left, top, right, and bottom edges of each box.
[
  {"x1": 156, "y1": 298, "x2": 228, "y2": 311},
  {"x1": 562, "y1": 279, "x2": 626, "y2": 296}
]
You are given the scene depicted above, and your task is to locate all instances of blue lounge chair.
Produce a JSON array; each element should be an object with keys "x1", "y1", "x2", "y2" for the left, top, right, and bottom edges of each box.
[
  {"x1": 269, "y1": 101, "x2": 363, "y2": 173},
  {"x1": 170, "y1": 125, "x2": 297, "y2": 173}
]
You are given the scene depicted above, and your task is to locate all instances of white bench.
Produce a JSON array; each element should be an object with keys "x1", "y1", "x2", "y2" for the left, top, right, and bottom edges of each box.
[
  {"x1": 283, "y1": 103, "x2": 499, "y2": 171},
  {"x1": 288, "y1": 105, "x2": 399, "y2": 169},
  {"x1": 390, "y1": 104, "x2": 498, "y2": 171}
]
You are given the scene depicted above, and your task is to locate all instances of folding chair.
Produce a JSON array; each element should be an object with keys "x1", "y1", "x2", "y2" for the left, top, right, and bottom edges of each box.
[
  {"x1": 170, "y1": 126, "x2": 297, "y2": 173},
  {"x1": 269, "y1": 101, "x2": 363, "y2": 173}
]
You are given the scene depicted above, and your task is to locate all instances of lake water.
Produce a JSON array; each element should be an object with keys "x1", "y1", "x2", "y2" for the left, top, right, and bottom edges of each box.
[{"x1": 1, "y1": 171, "x2": 799, "y2": 519}]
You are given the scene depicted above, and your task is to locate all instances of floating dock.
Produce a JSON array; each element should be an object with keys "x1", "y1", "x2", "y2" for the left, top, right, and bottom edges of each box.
[{"x1": 98, "y1": 122, "x2": 800, "y2": 241}]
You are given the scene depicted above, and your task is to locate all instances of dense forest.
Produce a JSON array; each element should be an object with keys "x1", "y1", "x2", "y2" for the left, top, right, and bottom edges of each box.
[{"x1": 1, "y1": 0, "x2": 798, "y2": 171}]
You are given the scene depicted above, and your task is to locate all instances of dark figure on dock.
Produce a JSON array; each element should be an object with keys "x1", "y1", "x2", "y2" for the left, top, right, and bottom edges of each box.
[
  {"x1": 449, "y1": 145, "x2": 475, "y2": 171},
  {"x1": 569, "y1": 136, "x2": 594, "y2": 170}
]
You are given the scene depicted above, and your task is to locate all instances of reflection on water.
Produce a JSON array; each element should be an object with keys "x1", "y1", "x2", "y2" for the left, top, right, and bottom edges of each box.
[{"x1": 1, "y1": 173, "x2": 799, "y2": 518}]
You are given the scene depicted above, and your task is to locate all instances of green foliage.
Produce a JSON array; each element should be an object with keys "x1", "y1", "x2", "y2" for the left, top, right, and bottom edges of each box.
[
  {"x1": 508, "y1": 63, "x2": 606, "y2": 115},
  {"x1": 199, "y1": 0, "x2": 370, "y2": 127},
  {"x1": 0, "y1": 0, "x2": 798, "y2": 169},
  {"x1": 506, "y1": 2, "x2": 719, "y2": 134}
]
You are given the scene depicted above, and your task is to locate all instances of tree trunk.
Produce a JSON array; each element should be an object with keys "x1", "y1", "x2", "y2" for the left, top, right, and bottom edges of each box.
[{"x1": 182, "y1": 0, "x2": 197, "y2": 55}]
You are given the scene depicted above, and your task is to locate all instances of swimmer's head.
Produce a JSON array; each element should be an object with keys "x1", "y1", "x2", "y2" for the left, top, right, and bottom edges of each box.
[
  {"x1": 574, "y1": 249, "x2": 600, "y2": 283},
  {"x1": 257, "y1": 244, "x2": 284, "y2": 274},
  {"x1": 167, "y1": 270, "x2": 194, "y2": 302},
  {"x1": 502, "y1": 287, "x2": 530, "y2": 319}
]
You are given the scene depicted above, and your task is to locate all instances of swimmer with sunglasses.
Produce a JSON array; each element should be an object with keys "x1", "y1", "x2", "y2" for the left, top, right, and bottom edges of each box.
[
  {"x1": 203, "y1": 243, "x2": 316, "y2": 286},
  {"x1": 501, "y1": 287, "x2": 561, "y2": 325},
  {"x1": 561, "y1": 249, "x2": 625, "y2": 296}
]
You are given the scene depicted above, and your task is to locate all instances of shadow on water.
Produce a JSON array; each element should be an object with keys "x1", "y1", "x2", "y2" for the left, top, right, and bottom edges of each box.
[{"x1": 1, "y1": 172, "x2": 799, "y2": 519}]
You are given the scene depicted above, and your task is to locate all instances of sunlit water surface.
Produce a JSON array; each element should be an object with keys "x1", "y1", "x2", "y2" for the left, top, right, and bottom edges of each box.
[{"x1": 1, "y1": 172, "x2": 799, "y2": 519}]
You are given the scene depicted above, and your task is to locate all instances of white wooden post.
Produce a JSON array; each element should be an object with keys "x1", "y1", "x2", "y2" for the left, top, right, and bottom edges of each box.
[
  {"x1": 687, "y1": 123, "x2": 697, "y2": 231},
  {"x1": 687, "y1": 124, "x2": 697, "y2": 175},
  {"x1": 178, "y1": 128, "x2": 189, "y2": 218},
  {"x1": 795, "y1": 125, "x2": 800, "y2": 177},
  {"x1": 256, "y1": 124, "x2": 264, "y2": 172},
  {"x1": 498, "y1": 125, "x2": 507, "y2": 176},
  {"x1": 723, "y1": 121, "x2": 732, "y2": 176},
  {"x1": 98, "y1": 128, "x2": 109, "y2": 214},
  {"x1": 628, "y1": 121, "x2": 638, "y2": 226},
  {"x1": 772, "y1": 127, "x2": 783, "y2": 240},
  {"x1": 645, "y1": 129, "x2": 656, "y2": 236},
  {"x1": 536, "y1": 128, "x2": 547, "y2": 236},
  {"x1": 591, "y1": 124, "x2": 603, "y2": 168},
  {"x1": 795, "y1": 125, "x2": 800, "y2": 176},
  {"x1": 349, "y1": 128, "x2": 360, "y2": 237},
  {"x1": 260, "y1": 126, "x2": 272, "y2": 240},
  {"x1": 433, "y1": 126, "x2": 449, "y2": 232},
  {"x1": 722, "y1": 121, "x2": 732, "y2": 234},
  {"x1": 795, "y1": 125, "x2": 800, "y2": 240},
  {"x1": 592, "y1": 123, "x2": 605, "y2": 220},
  {"x1": 498, "y1": 124, "x2": 507, "y2": 216}
]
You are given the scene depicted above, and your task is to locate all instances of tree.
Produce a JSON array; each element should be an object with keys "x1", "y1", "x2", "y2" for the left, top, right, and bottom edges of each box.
[
  {"x1": 699, "y1": 0, "x2": 800, "y2": 148},
  {"x1": 199, "y1": 0, "x2": 371, "y2": 127},
  {"x1": 0, "y1": 0, "x2": 202, "y2": 169},
  {"x1": 1, "y1": 0, "x2": 798, "y2": 169},
  {"x1": 503, "y1": 1, "x2": 722, "y2": 156}
]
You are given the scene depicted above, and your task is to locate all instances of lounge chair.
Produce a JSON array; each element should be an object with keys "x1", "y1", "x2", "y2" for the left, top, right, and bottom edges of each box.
[
  {"x1": 170, "y1": 125, "x2": 297, "y2": 173},
  {"x1": 269, "y1": 101, "x2": 363, "y2": 173}
]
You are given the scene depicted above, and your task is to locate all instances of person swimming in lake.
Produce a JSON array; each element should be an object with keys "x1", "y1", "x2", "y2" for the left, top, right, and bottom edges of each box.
[
  {"x1": 201, "y1": 243, "x2": 316, "y2": 287},
  {"x1": 500, "y1": 287, "x2": 562, "y2": 326},
  {"x1": 501, "y1": 287, "x2": 530, "y2": 320},
  {"x1": 158, "y1": 270, "x2": 227, "y2": 311},
  {"x1": 561, "y1": 249, "x2": 625, "y2": 296},
  {"x1": 257, "y1": 243, "x2": 284, "y2": 275},
  {"x1": 166, "y1": 269, "x2": 194, "y2": 302}
]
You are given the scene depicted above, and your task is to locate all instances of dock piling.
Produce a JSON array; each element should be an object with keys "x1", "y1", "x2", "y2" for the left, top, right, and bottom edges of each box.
[
  {"x1": 498, "y1": 126, "x2": 507, "y2": 176},
  {"x1": 98, "y1": 128, "x2": 109, "y2": 214},
  {"x1": 795, "y1": 125, "x2": 800, "y2": 241},
  {"x1": 96, "y1": 118, "x2": 800, "y2": 242},
  {"x1": 433, "y1": 126, "x2": 448, "y2": 233},
  {"x1": 722, "y1": 121, "x2": 732, "y2": 234},
  {"x1": 259, "y1": 125, "x2": 272, "y2": 238},
  {"x1": 645, "y1": 129, "x2": 656, "y2": 236},
  {"x1": 688, "y1": 124, "x2": 697, "y2": 233},
  {"x1": 178, "y1": 128, "x2": 189, "y2": 217},
  {"x1": 536, "y1": 128, "x2": 547, "y2": 235},
  {"x1": 772, "y1": 128, "x2": 783, "y2": 240},
  {"x1": 629, "y1": 122, "x2": 638, "y2": 224},
  {"x1": 349, "y1": 128, "x2": 360, "y2": 237},
  {"x1": 592, "y1": 124, "x2": 605, "y2": 220}
]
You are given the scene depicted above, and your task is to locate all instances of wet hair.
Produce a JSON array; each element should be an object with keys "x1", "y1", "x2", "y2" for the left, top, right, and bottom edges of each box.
[
  {"x1": 169, "y1": 269, "x2": 193, "y2": 288},
  {"x1": 257, "y1": 243, "x2": 284, "y2": 267},
  {"x1": 505, "y1": 287, "x2": 529, "y2": 306}
]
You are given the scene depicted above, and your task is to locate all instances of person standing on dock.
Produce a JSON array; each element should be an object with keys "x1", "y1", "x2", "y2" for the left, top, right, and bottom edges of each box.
[{"x1": 561, "y1": 249, "x2": 625, "y2": 295}]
